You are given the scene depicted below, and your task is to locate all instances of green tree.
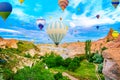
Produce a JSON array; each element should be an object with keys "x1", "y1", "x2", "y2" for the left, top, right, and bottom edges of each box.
[
  {"x1": 63, "y1": 58, "x2": 72, "y2": 67},
  {"x1": 85, "y1": 40, "x2": 92, "y2": 62}
]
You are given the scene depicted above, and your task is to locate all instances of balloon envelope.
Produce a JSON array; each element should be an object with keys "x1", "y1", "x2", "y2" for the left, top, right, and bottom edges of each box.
[
  {"x1": 96, "y1": 15, "x2": 100, "y2": 19},
  {"x1": 112, "y1": 0, "x2": 119, "y2": 8},
  {"x1": 38, "y1": 24, "x2": 44, "y2": 30},
  {"x1": 19, "y1": 0, "x2": 24, "y2": 4},
  {"x1": 112, "y1": 30, "x2": 119, "y2": 38},
  {"x1": 58, "y1": 0, "x2": 69, "y2": 11},
  {"x1": 96, "y1": 26, "x2": 99, "y2": 30},
  {"x1": 36, "y1": 19, "x2": 46, "y2": 30},
  {"x1": 0, "y1": 2, "x2": 12, "y2": 21},
  {"x1": 46, "y1": 21, "x2": 68, "y2": 46}
]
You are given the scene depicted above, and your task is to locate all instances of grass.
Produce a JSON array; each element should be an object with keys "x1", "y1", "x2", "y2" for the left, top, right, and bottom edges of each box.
[
  {"x1": 66, "y1": 60, "x2": 98, "y2": 80},
  {"x1": 51, "y1": 60, "x2": 100, "y2": 80}
]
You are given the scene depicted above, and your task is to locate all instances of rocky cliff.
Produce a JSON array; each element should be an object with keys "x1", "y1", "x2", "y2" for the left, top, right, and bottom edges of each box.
[
  {"x1": 0, "y1": 38, "x2": 18, "y2": 48},
  {"x1": 101, "y1": 29, "x2": 120, "y2": 80}
]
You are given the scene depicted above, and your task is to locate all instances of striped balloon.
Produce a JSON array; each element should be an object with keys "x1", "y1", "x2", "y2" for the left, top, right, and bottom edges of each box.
[
  {"x1": 112, "y1": 0, "x2": 119, "y2": 8},
  {"x1": 58, "y1": 0, "x2": 69, "y2": 11},
  {"x1": 0, "y1": 2, "x2": 12, "y2": 21},
  {"x1": 46, "y1": 21, "x2": 68, "y2": 46}
]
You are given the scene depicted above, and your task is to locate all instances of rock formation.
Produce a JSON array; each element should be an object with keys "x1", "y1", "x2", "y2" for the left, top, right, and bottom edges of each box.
[
  {"x1": 101, "y1": 28, "x2": 120, "y2": 80},
  {"x1": 0, "y1": 38, "x2": 18, "y2": 49},
  {"x1": 102, "y1": 48, "x2": 120, "y2": 80}
]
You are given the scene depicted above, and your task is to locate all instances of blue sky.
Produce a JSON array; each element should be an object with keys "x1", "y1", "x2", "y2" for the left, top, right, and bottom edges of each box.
[{"x1": 0, "y1": 0, "x2": 120, "y2": 44}]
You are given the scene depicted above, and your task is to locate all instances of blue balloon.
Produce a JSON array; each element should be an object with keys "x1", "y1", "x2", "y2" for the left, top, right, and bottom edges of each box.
[
  {"x1": 38, "y1": 24, "x2": 44, "y2": 30},
  {"x1": 0, "y1": 2, "x2": 12, "y2": 20},
  {"x1": 0, "y1": 2, "x2": 12, "y2": 12}
]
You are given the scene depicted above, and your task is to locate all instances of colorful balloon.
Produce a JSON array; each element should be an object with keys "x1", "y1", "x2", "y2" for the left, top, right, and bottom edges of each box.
[
  {"x1": 112, "y1": 30, "x2": 119, "y2": 38},
  {"x1": 60, "y1": 17, "x2": 62, "y2": 20},
  {"x1": 19, "y1": 0, "x2": 24, "y2": 4},
  {"x1": 96, "y1": 15, "x2": 100, "y2": 19},
  {"x1": 111, "y1": 0, "x2": 119, "y2": 8},
  {"x1": 46, "y1": 21, "x2": 68, "y2": 46},
  {"x1": 58, "y1": 0, "x2": 69, "y2": 11},
  {"x1": 96, "y1": 26, "x2": 99, "y2": 30},
  {"x1": 36, "y1": 19, "x2": 46, "y2": 30},
  {"x1": 0, "y1": 2, "x2": 12, "y2": 21}
]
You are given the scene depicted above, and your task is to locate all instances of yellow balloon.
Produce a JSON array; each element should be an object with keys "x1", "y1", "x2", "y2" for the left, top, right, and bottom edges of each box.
[
  {"x1": 112, "y1": 30, "x2": 119, "y2": 38},
  {"x1": 19, "y1": 0, "x2": 24, "y2": 4}
]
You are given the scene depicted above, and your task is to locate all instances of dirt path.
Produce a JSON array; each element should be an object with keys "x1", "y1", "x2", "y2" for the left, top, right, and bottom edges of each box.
[
  {"x1": 94, "y1": 64, "x2": 101, "y2": 80},
  {"x1": 62, "y1": 72, "x2": 78, "y2": 80}
]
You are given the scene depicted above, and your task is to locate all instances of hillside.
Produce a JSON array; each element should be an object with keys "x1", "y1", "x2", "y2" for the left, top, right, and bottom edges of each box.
[{"x1": 0, "y1": 28, "x2": 120, "y2": 80}]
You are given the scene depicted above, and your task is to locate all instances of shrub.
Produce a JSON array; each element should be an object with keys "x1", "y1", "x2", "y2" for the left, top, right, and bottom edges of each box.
[
  {"x1": 62, "y1": 58, "x2": 72, "y2": 67},
  {"x1": 54, "y1": 72, "x2": 63, "y2": 80},
  {"x1": 98, "y1": 63, "x2": 103, "y2": 73},
  {"x1": 79, "y1": 55, "x2": 86, "y2": 61},
  {"x1": 55, "y1": 56, "x2": 64, "y2": 67},
  {"x1": 3, "y1": 68, "x2": 13, "y2": 80},
  {"x1": 92, "y1": 54, "x2": 104, "y2": 64},
  {"x1": 68, "y1": 61, "x2": 79, "y2": 72},
  {"x1": 68, "y1": 57, "x2": 80, "y2": 72},
  {"x1": 0, "y1": 67, "x2": 4, "y2": 80},
  {"x1": 13, "y1": 62, "x2": 55, "y2": 80},
  {"x1": 43, "y1": 52, "x2": 64, "y2": 68},
  {"x1": 24, "y1": 53, "x2": 32, "y2": 58},
  {"x1": 101, "y1": 46, "x2": 107, "y2": 53}
]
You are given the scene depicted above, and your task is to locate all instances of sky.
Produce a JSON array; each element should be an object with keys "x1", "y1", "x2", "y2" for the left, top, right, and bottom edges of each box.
[{"x1": 0, "y1": 0, "x2": 120, "y2": 44}]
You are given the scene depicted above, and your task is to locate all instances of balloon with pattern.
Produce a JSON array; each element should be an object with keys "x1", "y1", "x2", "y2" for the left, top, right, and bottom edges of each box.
[
  {"x1": 111, "y1": 0, "x2": 119, "y2": 8},
  {"x1": 36, "y1": 19, "x2": 46, "y2": 30},
  {"x1": 58, "y1": 0, "x2": 69, "y2": 11},
  {"x1": 46, "y1": 21, "x2": 68, "y2": 46},
  {"x1": 0, "y1": 2, "x2": 12, "y2": 21}
]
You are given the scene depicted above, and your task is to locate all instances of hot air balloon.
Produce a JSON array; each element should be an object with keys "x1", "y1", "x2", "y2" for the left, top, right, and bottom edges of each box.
[
  {"x1": 112, "y1": 30, "x2": 119, "y2": 38},
  {"x1": 46, "y1": 21, "x2": 68, "y2": 46},
  {"x1": 96, "y1": 15, "x2": 100, "y2": 19},
  {"x1": 58, "y1": 0, "x2": 69, "y2": 11},
  {"x1": 111, "y1": 0, "x2": 119, "y2": 8},
  {"x1": 0, "y1": 2, "x2": 12, "y2": 21},
  {"x1": 96, "y1": 26, "x2": 99, "y2": 30},
  {"x1": 36, "y1": 19, "x2": 46, "y2": 30},
  {"x1": 60, "y1": 17, "x2": 62, "y2": 21},
  {"x1": 19, "y1": 0, "x2": 24, "y2": 4}
]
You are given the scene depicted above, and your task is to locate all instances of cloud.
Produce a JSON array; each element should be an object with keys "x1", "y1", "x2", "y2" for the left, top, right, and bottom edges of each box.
[
  {"x1": 68, "y1": 0, "x2": 120, "y2": 28},
  {"x1": 12, "y1": 8, "x2": 36, "y2": 22},
  {"x1": 69, "y1": 13, "x2": 115, "y2": 28},
  {"x1": 69, "y1": 0, "x2": 85, "y2": 8},
  {"x1": 0, "y1": 28, "x2": 20, "y2": 33}
]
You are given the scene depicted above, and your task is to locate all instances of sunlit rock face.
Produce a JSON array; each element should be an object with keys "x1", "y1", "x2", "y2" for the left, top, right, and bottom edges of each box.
[
  {"x1": 0, "y1": 38, "x2": 18, "y2": 48},
  {"x1": 102, "y1": 48, "x2": 120, "y2": 80}
]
